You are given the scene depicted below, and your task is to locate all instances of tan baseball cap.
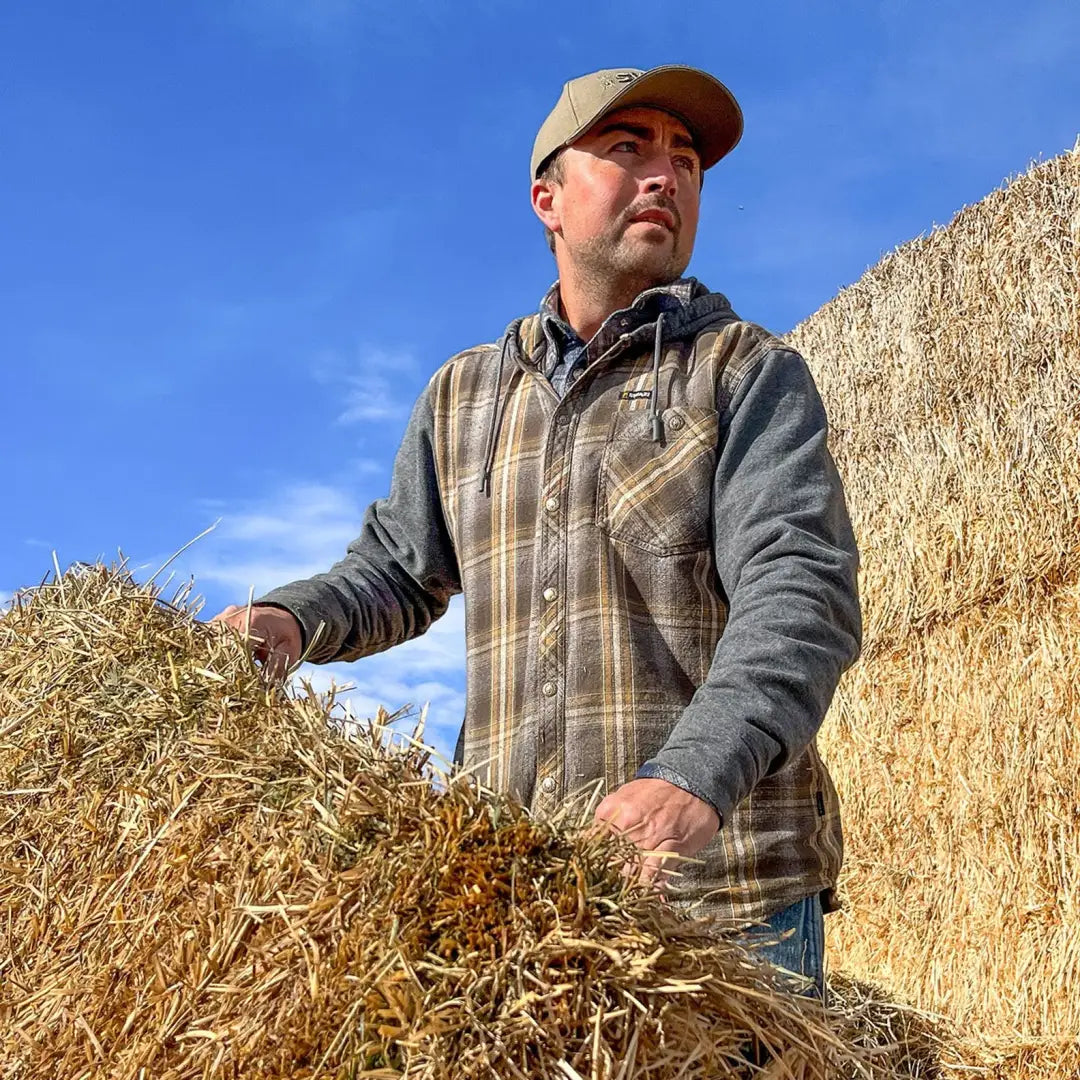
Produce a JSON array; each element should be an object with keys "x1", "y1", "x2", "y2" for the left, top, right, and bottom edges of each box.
[{"x1": 531, "y1": 65, "x2": 743, "y2": 180}]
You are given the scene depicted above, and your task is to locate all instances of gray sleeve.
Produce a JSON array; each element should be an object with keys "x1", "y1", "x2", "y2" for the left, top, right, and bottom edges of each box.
[
  {"x1": 255, "y1": 381, "x2": 461, "y2": 664},
  {"x1": 636, "y1": 346, "x2": 862, "y2": 825}
]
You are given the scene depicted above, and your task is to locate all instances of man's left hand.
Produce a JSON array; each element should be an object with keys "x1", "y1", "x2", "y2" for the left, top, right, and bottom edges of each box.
[{"x1": 593, "y1": 778, "x2": 721, "y2": 889}]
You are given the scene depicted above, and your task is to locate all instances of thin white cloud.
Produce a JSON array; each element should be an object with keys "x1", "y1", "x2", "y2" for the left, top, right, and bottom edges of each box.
[
  {"x1": 191, "y1": 482, "x2": 372, "y2": 595},
  {"x1": 336, "y1": 381, "x2": 412, "y2": 424},
  {"x1": 312, "y1": 345, "x2": 420, "y2": 425},
  {"x1": 297, "y1": 661, "x2": 464, "y2": 766},
  {"x1": 0, "y1": 591, "x2": 13, "y2": 609}
]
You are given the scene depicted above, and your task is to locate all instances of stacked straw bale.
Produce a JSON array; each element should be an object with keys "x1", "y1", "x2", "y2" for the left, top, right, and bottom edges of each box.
[
  {"x1": 0, "y1": 566, "x2": 892, "y2": 1079},
  {"x1": 787, "y1": 140, "x2": 1080, "y2": 1077}
]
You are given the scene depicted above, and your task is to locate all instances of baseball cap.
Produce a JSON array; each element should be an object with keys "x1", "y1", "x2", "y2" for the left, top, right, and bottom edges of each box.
[{"x1": 531, "y1": 65, "x2": 743, "y2": 180}]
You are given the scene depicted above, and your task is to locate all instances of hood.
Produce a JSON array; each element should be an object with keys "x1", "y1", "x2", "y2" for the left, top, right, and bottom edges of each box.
[{"x1": 513, "y1": 279, "x2": 738, "y2": 370}]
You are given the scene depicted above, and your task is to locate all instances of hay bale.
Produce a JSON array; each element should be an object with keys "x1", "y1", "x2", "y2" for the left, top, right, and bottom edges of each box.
[
  {"x1": 0, "y1": 565, "x2": 887, "y2": 1079},
  {"x1": 787, "y1": 140, "x2": 1080, "y2": 1076}
]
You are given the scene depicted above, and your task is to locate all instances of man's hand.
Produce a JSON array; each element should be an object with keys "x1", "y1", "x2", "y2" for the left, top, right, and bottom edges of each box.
[
  {"x1": 209, "y1": 604, "x2": 303, "y2": 682},
  {"x1": 593, "y1": 777, "x2": 721, "y2": 889}
]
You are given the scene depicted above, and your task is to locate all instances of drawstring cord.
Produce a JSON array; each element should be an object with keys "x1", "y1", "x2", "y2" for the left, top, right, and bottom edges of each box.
[
  {"x1": 482, "y1": 311, "x2": 666, "y2": 495},
  {"x1": 650, "y1": 311, "x2": 665, "y2": 442},
  {"x1": 480, "y1": 331, "x2": 512, "y2": 496}
]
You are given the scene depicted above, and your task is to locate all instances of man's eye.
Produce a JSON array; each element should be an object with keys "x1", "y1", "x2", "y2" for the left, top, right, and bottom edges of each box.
[
  {"x1": 675, "y1": 156, "x2": 697, "y2": 171},
  {"x1": 612, "y1": 141, "x2": 639, "y2": 153}
]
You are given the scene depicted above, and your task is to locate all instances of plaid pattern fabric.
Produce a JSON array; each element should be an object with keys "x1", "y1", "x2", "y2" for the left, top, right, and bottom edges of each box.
[
  {"x1": 429, "y1": 304, "x2": 844, "y2": 925},
  {"x1": 538, "y1": 278, "x2": 698, "y2": 398}
]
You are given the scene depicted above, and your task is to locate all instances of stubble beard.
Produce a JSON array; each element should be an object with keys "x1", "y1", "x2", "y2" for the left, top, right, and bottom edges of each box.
[{"x1": 571, "y1": 219, "x2": 690, "y2": 307}]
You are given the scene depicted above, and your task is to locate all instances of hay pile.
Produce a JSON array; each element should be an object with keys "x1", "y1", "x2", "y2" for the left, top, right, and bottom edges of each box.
[
  {"x1": 787, "y1": 140, "x2": 1080, "y2": 1077},
  {"x1": 0, "y1": 565, "x2": 885, "y2": 1079}
]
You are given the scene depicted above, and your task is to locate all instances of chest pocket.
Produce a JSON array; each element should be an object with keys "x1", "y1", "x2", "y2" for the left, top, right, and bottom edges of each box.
[{"x1": 595, "y1": 405, "x2": 720, "y2": 557}]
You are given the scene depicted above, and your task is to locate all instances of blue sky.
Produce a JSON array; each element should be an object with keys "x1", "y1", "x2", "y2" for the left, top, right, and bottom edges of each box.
[{"x1": 3, "y1": 0, "x2": 1079, "y2": 760}]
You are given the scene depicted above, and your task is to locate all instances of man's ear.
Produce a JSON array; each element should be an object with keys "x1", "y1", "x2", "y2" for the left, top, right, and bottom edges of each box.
[{"x1": 531, "y1": 178, "x2": 561, "y2": 235}]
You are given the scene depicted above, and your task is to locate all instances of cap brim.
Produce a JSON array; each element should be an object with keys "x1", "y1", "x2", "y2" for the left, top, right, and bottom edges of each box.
[{"x1": 564, "y1": 65, "x2": 743, "y2": 172}]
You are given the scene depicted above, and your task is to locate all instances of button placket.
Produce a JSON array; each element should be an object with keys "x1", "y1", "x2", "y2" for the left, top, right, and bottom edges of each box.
[{"x1": 536, "y1": 407, "x2": 571, "y2": 793}]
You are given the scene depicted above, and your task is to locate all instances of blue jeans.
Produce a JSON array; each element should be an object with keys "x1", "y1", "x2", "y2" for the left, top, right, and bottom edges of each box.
[{"x1": 736, "y1": 892, "x2": 825, "y2": 998}]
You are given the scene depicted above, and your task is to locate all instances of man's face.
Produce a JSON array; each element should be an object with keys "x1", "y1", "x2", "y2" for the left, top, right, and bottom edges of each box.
[{"x1": 534, "y1": 105, "x2": 702, "y2": 287}]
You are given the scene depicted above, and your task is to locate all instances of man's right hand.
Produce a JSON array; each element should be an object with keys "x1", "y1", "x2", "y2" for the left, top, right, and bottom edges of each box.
[{"x1": 209, "y1": 604, "x2": 303, "y2": 682}]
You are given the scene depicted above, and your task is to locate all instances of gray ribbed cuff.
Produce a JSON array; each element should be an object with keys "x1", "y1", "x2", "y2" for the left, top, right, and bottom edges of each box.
[{"x1": 634, "y1": 762, "x2": 725, "y2": 827}]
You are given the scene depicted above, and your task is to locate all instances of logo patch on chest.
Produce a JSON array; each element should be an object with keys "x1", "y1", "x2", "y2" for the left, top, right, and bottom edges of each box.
[{"x1": 619, "y1": 389, "x2": 653, "y2": 401}]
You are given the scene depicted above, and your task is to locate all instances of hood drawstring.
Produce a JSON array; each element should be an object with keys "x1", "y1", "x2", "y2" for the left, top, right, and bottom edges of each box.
[
  {"x1": 480, "y1": 332, "x2": 512, "y2": 496},
  {"x1": 482, "y1": 312, "x2": 667, "y2": 494},
  {"x1": 650, "y1": 312, "x2": 666, "y2": 443}
]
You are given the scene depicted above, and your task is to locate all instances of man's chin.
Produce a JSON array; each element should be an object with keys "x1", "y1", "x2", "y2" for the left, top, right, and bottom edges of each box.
[
  {"x1": 572, "y1": 234, "x2": 690, "y2": 287},
  {"x1": 617, "y1": 243, "x2": 688, "y2": 283},
  {"x1": 624, "y1": 224, "x2": 676, "y2": 247}
]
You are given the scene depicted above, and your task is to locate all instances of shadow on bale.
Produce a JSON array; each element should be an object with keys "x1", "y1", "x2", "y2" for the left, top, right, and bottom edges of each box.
[{"x1": 827, "y1": 974, "x2": 950, "y2": 1079}]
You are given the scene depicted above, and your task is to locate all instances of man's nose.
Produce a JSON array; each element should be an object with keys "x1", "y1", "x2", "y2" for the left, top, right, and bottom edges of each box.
[{"x1": 643, "y1": 154, "x2": 679, "y2": 197}]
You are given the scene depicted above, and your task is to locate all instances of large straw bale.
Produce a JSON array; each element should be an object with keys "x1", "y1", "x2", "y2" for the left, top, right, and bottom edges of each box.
[
  {"x1": 790, "y1": 141, "x2": 1080, "y2": 649},
  {"x1": 786, "y1": 141, "x2": 1080, "y2": 1075},
  {"x1": 826, "y1": 587, "x2": 1079, "y2": 1057},
  {"x1": 0, "y1": 565, "x2": 890, "y2": 1080}
]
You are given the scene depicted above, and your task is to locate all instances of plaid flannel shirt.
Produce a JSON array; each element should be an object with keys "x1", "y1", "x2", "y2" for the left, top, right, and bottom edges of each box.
[{"x1": 260, "y1": 279, "x2": 861, "y2": 924}]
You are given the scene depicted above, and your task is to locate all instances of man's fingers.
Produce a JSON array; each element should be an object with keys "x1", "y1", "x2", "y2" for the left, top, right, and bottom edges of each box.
[
  {"x1": 209, "y1": 605, "x2": 263, "y2": 637},
  {"x1": 588, "y1": 815, "x2": 623, "y2": 838},
  {"x1": 261, "y1": 649, "x2": 292, "y2": 684},
  {"x1": 208, "y1": 607, "x2": 275, "y2": 663},
  {"x1": 204, "y1": 605, "x2": 301, "y2": 686},
  {"x1": 593, "y1": 820, "x2": 678, "y2": 896},
  {"x1": 209, "y1": 604, "x2": 243, "y2": 624},
  {"x1": 593, "y1": 807, "x2": 652, "y2": 844},
  {"x1": 634, "y1": 851, "x2": 680, "y2": 892},
  {"x1": 618, "y1": 852, "x2": 671, "y2": 892}
]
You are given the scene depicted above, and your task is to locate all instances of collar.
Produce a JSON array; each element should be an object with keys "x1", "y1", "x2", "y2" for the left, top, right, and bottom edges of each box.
[{"x1": 537, "y1": 277, "x2": 703, "y2": 375}]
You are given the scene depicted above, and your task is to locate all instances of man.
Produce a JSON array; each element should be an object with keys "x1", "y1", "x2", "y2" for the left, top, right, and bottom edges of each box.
[{"x1": 212, "y1": 65, "x2": 861, "y2": 994}]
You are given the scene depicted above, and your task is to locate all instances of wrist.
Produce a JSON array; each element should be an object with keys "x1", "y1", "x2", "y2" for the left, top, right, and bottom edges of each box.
[{"x1": 634, "y1": 762, "x2": 724, "y2": 827}]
